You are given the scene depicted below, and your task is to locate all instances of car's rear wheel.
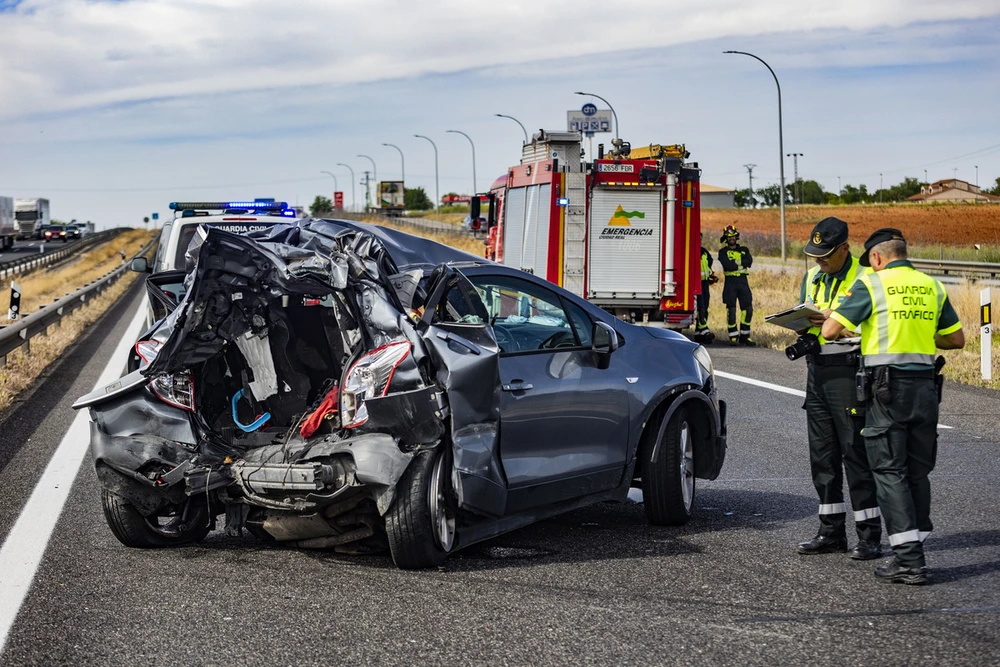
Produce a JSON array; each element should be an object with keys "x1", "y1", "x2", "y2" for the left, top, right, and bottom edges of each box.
[
  {"x1": 385, "y1": 448, "x2": 455, "y2": 569},
  {"x1": 641, "y1": 407, "x2": 695, "y2": 526},
  {"x1": 101, "y1": 490, "x2": 211, "y2": 548}
]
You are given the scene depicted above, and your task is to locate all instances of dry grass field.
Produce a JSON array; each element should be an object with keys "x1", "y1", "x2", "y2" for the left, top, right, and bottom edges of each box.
[
  {"x1": 702, "y1": 269, "x2": 998, "y2": 389},
  {"x1": 0, "y1": 228, "x2": 156, "y2": 321},
  {"x1": 702, "y1": 203, "x2": 1000, "y2": 262}
]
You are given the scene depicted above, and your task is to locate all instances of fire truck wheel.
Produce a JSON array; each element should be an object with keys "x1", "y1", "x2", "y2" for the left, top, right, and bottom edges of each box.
[{"x1": 640, "y1": 407, "x2": 695, "y2": 526}]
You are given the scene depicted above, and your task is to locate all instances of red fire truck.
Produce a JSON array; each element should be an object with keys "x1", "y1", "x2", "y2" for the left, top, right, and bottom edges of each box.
[{"x1": 481, "y1": 131, "x2": 703, "y2": 328}]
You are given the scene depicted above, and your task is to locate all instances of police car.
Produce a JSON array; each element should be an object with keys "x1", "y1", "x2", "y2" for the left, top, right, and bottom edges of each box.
[{"x1": 134, "y1": 200, "x2": 297, "y2": 323}]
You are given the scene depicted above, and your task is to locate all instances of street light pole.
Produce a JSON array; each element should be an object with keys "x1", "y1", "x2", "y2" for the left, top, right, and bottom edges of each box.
[
  {"x1": 495, "y1": 114, "x2": 528, "y2": 144},
  {"x1": 838, "y1": 175, "x2": 842, "y2": 196},
  {"x1": 574, "y1": 91, "x2": 619, "y2": 144},
  {"x1": 382, "y1": 143, "x2": 405, "y2": 182},
  {"x1": 336, "y1": 163, "x2": 356, "y2": 212},
  {"x1": 880, "y1": 173, "x2": 883, "y2": 203},
  {"x1": 975, "y1": 165, "x2": 979, "y2": 188},
  {"x1": 447, "y1": 129, "x2": 477, "y2": 195},
  {"x1": 319, "y1": 170, "x2": 339, "y2": 193},
  {"x1": 724, "y1": 50, "x2": 787, "y2": 261},
  {"x1": 414, "y1": 134, "x2": 440, "y2": 214}
]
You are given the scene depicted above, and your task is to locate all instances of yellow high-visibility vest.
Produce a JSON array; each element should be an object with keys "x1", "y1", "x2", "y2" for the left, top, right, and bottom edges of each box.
[
  {"x1": 701, "y1": 251, "x2": 712, "y2": 280},
  {"x1": 854, "y1": 265, "x2": 947, "y2": 367},
  {"x1": 804, "y1": 255, "x2": 867, "y2": 344}
]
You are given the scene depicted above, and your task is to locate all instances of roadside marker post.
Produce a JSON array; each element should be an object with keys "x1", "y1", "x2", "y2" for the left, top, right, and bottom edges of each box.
[
  {"x1": 8, "y1": 282, "x2": 20, "y2": 321},
  {"x1": 982, "y1": 287, "x2": 992, "y2": 381}
]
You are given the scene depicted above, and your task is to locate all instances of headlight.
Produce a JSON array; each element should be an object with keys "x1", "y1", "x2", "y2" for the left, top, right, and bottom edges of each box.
[
  {"x1": 135, "y1": 340, "x2": 196, "y2": 412},
  {"x1": 693, "y1": 345, "x2": 714, "y2": 381},
  {"x1": 341, "y1": 341, "x2": 411, "y2": 428}
]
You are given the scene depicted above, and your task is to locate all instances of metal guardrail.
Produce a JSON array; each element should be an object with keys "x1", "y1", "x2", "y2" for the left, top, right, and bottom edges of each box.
[
  {"x1": 338, "y1": 211, "x2": 479, "y2": 237},
  {"x1": 0, "y1": 239, "x2": 156, "y2": 365},
  {"x1": 909, "y1": 258, "x2": 1000, "y2": 279},
  {"x1": 0, "y1": 229, "x2": 126, "y2": 282}
]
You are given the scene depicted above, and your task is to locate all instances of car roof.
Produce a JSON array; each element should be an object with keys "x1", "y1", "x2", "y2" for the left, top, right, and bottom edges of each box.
[{"x1": 310, "y1": 218, "x2": 488, "y2": 270}]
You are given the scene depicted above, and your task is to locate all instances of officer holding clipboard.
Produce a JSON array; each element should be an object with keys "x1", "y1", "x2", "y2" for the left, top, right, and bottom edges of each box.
[{"x1": 794, "y1": 218, "x2": 883, "y2": 560}]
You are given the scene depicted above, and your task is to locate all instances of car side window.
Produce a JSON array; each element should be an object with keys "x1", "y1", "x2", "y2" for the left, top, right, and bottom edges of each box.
[
  {"x1": 468, "y1": 275, "x2": 584, "y2": 354},
  {"x1": 561, "y1": 298, "x2": 593, "y2": 348},
  {"x1": 431, "y1": 274, "x2": 490, "y2": 325}
]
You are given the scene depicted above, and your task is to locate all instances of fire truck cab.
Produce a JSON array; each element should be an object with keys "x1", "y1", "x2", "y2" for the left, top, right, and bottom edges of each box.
[{"x1": 481, "y1": 131, "x2": 703, "y2": 328}]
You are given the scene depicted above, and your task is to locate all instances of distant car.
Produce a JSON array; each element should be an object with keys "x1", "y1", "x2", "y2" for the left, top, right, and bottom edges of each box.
[
  {"x1": 64, "y1": 225, "x2": 82, "y2": 240},
  {"x1": 42, "y1": 225, "x2": 67, "y2": 242},
  {"x1": 77, "y1": 218, "x2": 728, "y2": 570}
]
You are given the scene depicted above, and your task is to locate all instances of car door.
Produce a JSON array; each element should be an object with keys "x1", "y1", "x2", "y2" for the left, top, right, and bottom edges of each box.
[{"x1": 465, "y1": 272, "x2": 630, "y2": 512}]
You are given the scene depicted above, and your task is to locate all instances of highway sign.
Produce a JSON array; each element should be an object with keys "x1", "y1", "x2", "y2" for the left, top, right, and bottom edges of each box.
[
  {"x1": 334, "y1": 192, "x2": 344, "y2": 209},
  {"x1": 567, "y1": 109, "x2": 612, "y2": 134}
]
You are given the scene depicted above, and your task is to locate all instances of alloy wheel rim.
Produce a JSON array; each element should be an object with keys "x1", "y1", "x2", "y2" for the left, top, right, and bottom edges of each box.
[
  {"x1": 429, "y1": 454, "x2": 455, "y2": 552},
  {"x1": 679, "y1": 422, "x2": 694, "y2": 511}
]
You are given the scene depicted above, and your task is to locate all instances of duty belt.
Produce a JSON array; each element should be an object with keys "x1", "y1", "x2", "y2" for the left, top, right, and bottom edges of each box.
[
  {"x1": 808, "y1": 351, "x2": 859, "y2": 367},
  {"x1": 724, "y1": 270, "x2": 749, "y2": 277}
]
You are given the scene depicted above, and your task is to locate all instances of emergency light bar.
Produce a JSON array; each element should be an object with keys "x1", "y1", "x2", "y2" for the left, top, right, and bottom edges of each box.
[{"x1": 169, "y1": 201, "x2": 289, "y2": 211}]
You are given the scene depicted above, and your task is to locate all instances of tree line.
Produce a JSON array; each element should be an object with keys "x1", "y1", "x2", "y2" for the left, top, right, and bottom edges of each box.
[{"x1": 734, "y1": 176, "x2": 1000, "y2": 208}]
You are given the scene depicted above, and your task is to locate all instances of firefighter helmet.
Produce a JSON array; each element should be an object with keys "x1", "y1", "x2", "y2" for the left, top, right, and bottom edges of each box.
[{"x1": 721, "y1": 225, "x2": 740, "y2": 243}]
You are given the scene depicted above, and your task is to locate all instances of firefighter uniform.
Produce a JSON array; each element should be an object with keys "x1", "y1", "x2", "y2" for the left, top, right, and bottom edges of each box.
[
  {"x1": 796, "y1": 218, "x2": 882, "y2": 559},
  {"x1": 695, "y1": 246, "x2": 716, "y2": 342},
  {"x1": 717, "y1": 226, "x2": 755, "y2": 345},
  {"x1": 829, "y1": 228, "x2": 963, "y2": 583}
]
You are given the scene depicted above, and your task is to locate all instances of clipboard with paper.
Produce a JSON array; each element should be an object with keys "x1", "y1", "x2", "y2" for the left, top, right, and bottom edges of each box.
[{"x1": 764, "y1": 302, "x2": 825, "y2": 332}]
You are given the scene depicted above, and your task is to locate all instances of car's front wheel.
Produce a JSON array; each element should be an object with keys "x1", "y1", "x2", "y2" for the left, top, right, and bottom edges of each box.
[
  {"x1": 641, "y1": 407, "x2": 695, "y2": 526},
  {"x1": 385, "y1": 448, "x2": 455, "y2": 569},
  {"x1": 101, "y1": 490, "x2": 211, "y2": 548}
]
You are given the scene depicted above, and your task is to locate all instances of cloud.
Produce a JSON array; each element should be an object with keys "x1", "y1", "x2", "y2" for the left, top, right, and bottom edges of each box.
[{"x1": 1, "y1": 0, "x2": 998, "y2": 121}]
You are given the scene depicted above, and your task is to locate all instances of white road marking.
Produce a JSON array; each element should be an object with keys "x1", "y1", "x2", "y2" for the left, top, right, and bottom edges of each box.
[
  {"x1": 0, "y1": 303, "x2": 146, "y2": 654},
  {"x1": 715, "y1": 370, "x2": 954, "y2": 429}
]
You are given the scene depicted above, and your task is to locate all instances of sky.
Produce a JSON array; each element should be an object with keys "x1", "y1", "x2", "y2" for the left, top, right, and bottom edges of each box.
[{"x1": 1, "y1": 0, "x2": 999, "y2": 228}]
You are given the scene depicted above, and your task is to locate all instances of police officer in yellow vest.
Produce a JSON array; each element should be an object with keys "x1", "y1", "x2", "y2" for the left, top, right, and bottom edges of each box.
[
  {"x1": 796, "y1": 218, "x2": 884, "y2": 560},
  {"x1": 823, "y1": 228, "x2": 965, "y2": 585}
]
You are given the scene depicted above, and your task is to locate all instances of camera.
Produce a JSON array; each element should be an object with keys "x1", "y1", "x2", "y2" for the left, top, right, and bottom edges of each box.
[{"x1": 785, "y1": 333, "x2": 820, "y2": 361}]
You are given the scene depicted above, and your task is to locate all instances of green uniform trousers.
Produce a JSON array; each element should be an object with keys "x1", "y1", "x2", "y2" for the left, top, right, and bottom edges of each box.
[
  {"x1": 806, "y1": 360, "x2": 882, "y2": 542},
  {"x1": 863, "y1": 372, "x2": 938, "y2": 568}
]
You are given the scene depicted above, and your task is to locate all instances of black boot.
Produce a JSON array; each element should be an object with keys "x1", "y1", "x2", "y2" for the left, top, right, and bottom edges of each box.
[
  {"x1": 848, "y1": 540, "x2": 884, "y2": 561},
  {"x1": 874, "y1": 558, "x2": 928, "y2": 585},
  {"x1": 797, "y1": 535, "x2": 848, "y2": 555}
]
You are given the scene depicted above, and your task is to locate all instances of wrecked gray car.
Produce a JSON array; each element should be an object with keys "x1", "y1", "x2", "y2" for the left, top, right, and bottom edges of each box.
[{"x1": 74, "y1": 219, "x2": 727, "y2": 569}]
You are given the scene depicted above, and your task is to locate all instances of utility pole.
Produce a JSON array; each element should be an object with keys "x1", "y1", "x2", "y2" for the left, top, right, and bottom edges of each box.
[
  {"x1": 879, "y1": 173, "x2": 883, "y2": 203},
  {"x1": 924, "y1": 169, "x2": 928, "y2": 185},
  {"x1": 744, "y1": 164, "x2": 757, "y2": 208},
  {"x1": 837, "y1": 175, "x2": 842, "y2": 196},
  {"x1": 975, "y1": 165, "x2": 979, "y2": 188},
  {"x1": 362, "y1": 171, "x2": 371, "y2": 211},
  {"x1": 786, "y1": 153, "x2": 803, "y2": 204}
]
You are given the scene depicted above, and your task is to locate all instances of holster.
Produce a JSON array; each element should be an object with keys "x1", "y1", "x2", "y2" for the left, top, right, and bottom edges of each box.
[{"x1": 855, "y1": 366, "x2": 871, "y2": 403}]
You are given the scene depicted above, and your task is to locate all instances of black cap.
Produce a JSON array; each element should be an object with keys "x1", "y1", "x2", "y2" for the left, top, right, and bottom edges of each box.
[
  {"x1": 804, "y1": 217, "x2": 849, "y2": 258},
  {"x1": 859, "y1": 227, "x2": 906, "y2": 266}
]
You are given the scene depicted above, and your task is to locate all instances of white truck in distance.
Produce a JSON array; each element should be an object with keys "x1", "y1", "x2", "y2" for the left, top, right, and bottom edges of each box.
[
  {"x1": 14, "y1": 198, "x2": 50, "y2": 240},
  {"x1": 0, "y1": 197, "x2": 15, "y2": 249}
]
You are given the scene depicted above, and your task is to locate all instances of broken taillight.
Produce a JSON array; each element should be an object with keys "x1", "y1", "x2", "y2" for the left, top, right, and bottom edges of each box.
[
  {"x1": 340, "y1": 341, "x2": 410, "y2": 428},
  {"x1": 135, "y1": 340, "x2": 197, "y2": 412}
]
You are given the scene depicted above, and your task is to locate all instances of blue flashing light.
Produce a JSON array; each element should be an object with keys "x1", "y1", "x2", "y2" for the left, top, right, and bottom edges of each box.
[
  {"x1": 557, "y1": 197, "x2": 570, "y2": 207},
  {"x1": 170, "y1": 201, "x2": 289, "y2": 211},
  {"x1": 682, "y1": 200, "x2": 694, "y2": 208}
]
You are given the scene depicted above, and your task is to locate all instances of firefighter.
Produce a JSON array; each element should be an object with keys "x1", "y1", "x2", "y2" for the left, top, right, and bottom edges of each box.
[
  {"x1": 795, "y1": 218, "x2": 882, "y2": 560},
  {"x1": 822, "y1": 228, "x2": 965, "y2": 585},
  {"x1": 718, "y1": 225, "x2": 755, "y2": 346},
  {"x1": 695, "y1": 234, "x2": 717, "y2": 344}
]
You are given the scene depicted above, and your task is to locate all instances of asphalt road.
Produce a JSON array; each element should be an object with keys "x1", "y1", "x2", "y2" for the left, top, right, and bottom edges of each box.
[{"x1": 0, "y1": 287, "x2": 998, "y2": 665}]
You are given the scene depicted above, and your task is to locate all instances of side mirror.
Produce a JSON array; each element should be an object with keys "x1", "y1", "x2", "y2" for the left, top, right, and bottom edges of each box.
[
  {"x1": 471, "y1": 217, "x2": 482, "y2": 231},
  {"x1": 469, "y1": 195, "x2": 481, "y2": 221},
  {"x1": 130, "y1": 257, "x2": 150, "y2": 273},
  {"x1": 592, "y1": 321, "x2": 619, "y2": 370},
  {"x1": 486, "y1": 193, "x2": 497, "y2": 230}
]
